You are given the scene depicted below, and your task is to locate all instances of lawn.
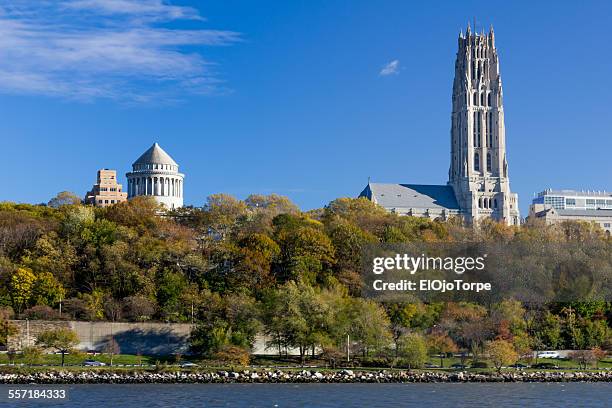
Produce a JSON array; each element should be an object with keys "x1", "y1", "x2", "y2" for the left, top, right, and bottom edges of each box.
[{"x1": 1, "y1": 352, "x2": 610, "y2": 371}]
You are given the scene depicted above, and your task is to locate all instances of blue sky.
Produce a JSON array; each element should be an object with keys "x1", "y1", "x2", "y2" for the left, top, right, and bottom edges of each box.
[{"x1": 1, "y1": 0, "x2": 611, "y2": 215}]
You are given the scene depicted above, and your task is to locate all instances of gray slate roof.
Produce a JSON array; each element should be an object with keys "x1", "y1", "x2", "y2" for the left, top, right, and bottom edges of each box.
[
  {"x1": 360, "y1": 183, "x2": 460, "y2": 210},
  {"x1": 133, "y1": 143, "x2": 178, "y2": 166}
]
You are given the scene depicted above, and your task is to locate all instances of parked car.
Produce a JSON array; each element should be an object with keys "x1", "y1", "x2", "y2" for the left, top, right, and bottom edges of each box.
[
  {"x1": 536, "y1": 351, "x2": 560, "y2": 359},
  {"x1": 180, "y1": 361, "x2": 198, "y2": 368},
  {"x1": 450, "y1": 363, "x2": 468, "y2": 369},
  {"x1": 83, "y1": 360, "x2": 106, "y2": 367},
  {"x1": 532, "y1": 362, "x2": 559, "y2": 369}
]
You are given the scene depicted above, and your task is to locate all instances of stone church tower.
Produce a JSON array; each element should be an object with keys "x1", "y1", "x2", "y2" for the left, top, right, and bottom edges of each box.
[{"x1": 448, "y1": 25, "x2": 520, "y2": 225}]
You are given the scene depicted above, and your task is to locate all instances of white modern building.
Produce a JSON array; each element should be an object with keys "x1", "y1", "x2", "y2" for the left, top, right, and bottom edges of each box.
[
  {"x1": 126, "y1": 143, "x2": 184, "y2": 209},
  {"x1": 361, "y1": 25, "x2": 520, "y2": 225},
  {"x1": 529, "y1": 189, "x2": 612, "y2": 234}
]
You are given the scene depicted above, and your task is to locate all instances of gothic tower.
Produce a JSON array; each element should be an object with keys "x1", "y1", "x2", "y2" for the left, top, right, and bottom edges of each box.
[{"x1": 448, "y1": 24, "x2": 520, "y2": 225}]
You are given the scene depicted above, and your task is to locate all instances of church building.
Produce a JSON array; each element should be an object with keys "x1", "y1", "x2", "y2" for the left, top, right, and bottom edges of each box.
[{"x1": 361, "y1": 25, "x2": 520, "y2": 225}]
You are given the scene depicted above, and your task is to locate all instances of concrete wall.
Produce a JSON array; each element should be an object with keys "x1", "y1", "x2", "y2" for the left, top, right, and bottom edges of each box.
[
  {"x1": 8, "y1": 320, "x2": 192, "y2": 355},
  {"x1": 7, "y1": 320, "x2": 301, "y2": 356}
]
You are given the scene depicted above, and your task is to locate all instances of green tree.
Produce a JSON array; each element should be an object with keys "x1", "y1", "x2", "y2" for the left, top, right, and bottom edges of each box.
[
  {"x1": 347, "y1": 298, "x2": 392, "y2": 358},
  {"x1": 397, "y1": 332, "x2": 428, "y2": 369},
  {"x1": 32, "y1": 271, "x2": 65, "y2": 306},
  {"x1": 20, "y1": 345, "x2": 42, "y2": 366},
  {"x1": 36, "y1": 327, "x2": 80, "y2": 367}
]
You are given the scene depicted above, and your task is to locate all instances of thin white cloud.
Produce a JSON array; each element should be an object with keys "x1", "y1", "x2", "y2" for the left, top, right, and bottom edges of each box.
[
  {"x1": 379, "y1": 60, "x2": 400, "y2": 76},
  {"x1": 0, "y1": 1, "x2": 240, "y2": 102},
  {"x1": 63, "y1": 0, "x2": 204, "y2": 21}
]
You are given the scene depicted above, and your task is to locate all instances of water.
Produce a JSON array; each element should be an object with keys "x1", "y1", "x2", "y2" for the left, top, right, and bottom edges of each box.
[{"x1": 1, "y1": 383, "x2": 610, "y2": 407}]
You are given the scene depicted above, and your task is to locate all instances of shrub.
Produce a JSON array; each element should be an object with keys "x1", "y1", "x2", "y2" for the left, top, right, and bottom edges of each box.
[
  {"x1": 213, "y1": 345, "x2": 250, "y2": 366},
  {"x1": 20, "y1": 346, "x2": 42, "y2": 366},
  {"x1": 23, "y1": 305, "x2": 60, "y2": 320}
]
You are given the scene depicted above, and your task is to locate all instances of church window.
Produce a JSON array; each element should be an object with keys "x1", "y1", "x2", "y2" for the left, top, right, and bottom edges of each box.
[
  {"x1": 487, "y1": 152, "x2": 492, "y2": 172},
  {"x1": 487, "y1": 113, "x2": 493, "y2": 147},
  {"x1": 488, "y1": 93, "x2": 492, "y2": 106},
  {"x1": 473, "y1": 92, "x2": 478, "y2": 106},
  {"x1": 474, "y1": 153, "x2": 480, "y2": 171},
  {"x1": 480, "y1": 92, "x2": 485, "y2": 106}
]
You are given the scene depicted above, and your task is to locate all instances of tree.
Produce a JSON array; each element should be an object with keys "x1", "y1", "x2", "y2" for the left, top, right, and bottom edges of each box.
[
  {"x1": 0, "y1": 317, "x2": 17, "y2": 348},
  {"x1": 10, "y1": 267, "x2": 36, "y2": 314},
  {"x1": 122, "y1": 296, "x2": 156, "y2": 322},
  {"x1": 36, "y1": 327, "x2": 80, "y2": 367},
  {"x1": 486, "y1": 339, "x2": 518, "y2": 374},
  {"x1": 48, "y1": 192, "x2": 81, "y2": 208},
  {"x1": 427, "y1": 333, "x2": 458, "y2": 367},
  {"x1": 102, "y1": 338, "x2": 120, "y2": 366},
  {"x1": 591, "y1": 347, "x2": 607, "y2": 369},
  {"x1": 568, "y1": 350, "x2": 596, "y2": 370},
  {"x1": 20, "y1": 345, "x2": 42, "y2": 366},
  {"x1": 32, "y1": 271, "x2": 65, "y2": 306},
  {"x1": 397, "y1": 333, "x2": 428, "y2": 369},
  {"x1": 347, "y1": 298, "x2": 392, "y2": 358}
]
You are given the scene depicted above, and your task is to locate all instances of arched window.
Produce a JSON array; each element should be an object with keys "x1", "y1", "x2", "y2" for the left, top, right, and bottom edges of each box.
[
  {"x1": 480, "y1": 92, "x2": 485, "y2": 106},
  {"x1": 473, "y1": 92, "x2": 478, "y2": 106},
  {"x1": 487, "y1": 93, "x2": 492, "y2": 106},
  {"x1": 487, "y1": 113, "x2": 493, "y2": 147},
  {"x1": 474, "y1": 153, "x2": 480, "y2": 171},
  {"x1": 487, "y1": 152, "x2": 492, "y2": 172},
  {"x1": 479, "y1": 197, "x2": 483, "y2": 208}
]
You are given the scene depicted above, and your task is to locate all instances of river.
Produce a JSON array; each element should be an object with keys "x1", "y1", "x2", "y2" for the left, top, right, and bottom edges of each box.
[{"x1": 1, "y1": 383, "x2": 610, "y2": 407}]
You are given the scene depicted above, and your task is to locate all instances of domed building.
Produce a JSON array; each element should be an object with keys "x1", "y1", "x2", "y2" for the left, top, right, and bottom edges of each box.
[{"x1": 126, "y1": 143, "x2": 184, "y2": 208}]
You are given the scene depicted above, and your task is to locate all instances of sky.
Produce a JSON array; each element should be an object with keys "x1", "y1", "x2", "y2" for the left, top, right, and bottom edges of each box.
[{"x1": 1, "y1": 0, "x2": 611, "y2": 216}]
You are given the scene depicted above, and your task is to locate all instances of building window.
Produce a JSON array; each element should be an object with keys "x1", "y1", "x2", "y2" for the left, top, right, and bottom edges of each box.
[
  {"x1": 473, "y1": 92, "x2": 478, "y2": 106},
  {"x1": 474, "y1": 153, "x2": 480, "y2": 171},
  {"x1": 544, "y1": 196, "x2": 565, "y2": 209},
  {"x1": 487, "y1": 112, "x2": 493, "y2": 147},
  {"x1": 486, "y1": 152, "x2": 492, "y2": 172},
  {"x1": 98, "y1": 200, "x2": 102, "y2": 204},
  {"x1": 487, "y1": 93, "x2": 492, "y2": 106},
  {"x1": 566, "y1": 198, "x2": 576, "y2": 206},
  {"x1": 586, "y1": 199, "x2": 596, "y2": 206},
  {"x1": 604, "y1": 223, "x2": 611, "y2": 228}
]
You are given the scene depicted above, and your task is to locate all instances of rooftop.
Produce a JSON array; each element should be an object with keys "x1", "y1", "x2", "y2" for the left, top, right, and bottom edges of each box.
[
  {"x1": 537, "y1": 189, "x2": 612, "y2": 198},
  {"x1": 133, "y1": 143, "x2": 178, "y2": 166},
  {"x1": 360, "y1": 183, "x2": 461, "y2": 211}
]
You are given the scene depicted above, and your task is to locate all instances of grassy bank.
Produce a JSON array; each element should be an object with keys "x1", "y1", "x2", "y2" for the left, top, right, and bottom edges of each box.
[{"x1": 1, "y1": 353, "x2": 611, "y2": 372}]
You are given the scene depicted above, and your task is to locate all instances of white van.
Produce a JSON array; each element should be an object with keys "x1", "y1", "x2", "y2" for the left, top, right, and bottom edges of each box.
[{"x1": 537, "y1": 351, "x2": 560, "y2": 359}]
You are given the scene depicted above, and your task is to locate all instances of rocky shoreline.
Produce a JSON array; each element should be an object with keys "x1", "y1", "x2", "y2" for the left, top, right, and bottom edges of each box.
[{"x1": 1, "y1": 369, "x2": 611, "y2": 384}]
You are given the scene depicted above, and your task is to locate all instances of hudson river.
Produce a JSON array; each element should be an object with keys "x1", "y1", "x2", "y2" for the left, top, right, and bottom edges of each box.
[{"x1": 1, "y1": 383, "x2": 610, "y2": 407}]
